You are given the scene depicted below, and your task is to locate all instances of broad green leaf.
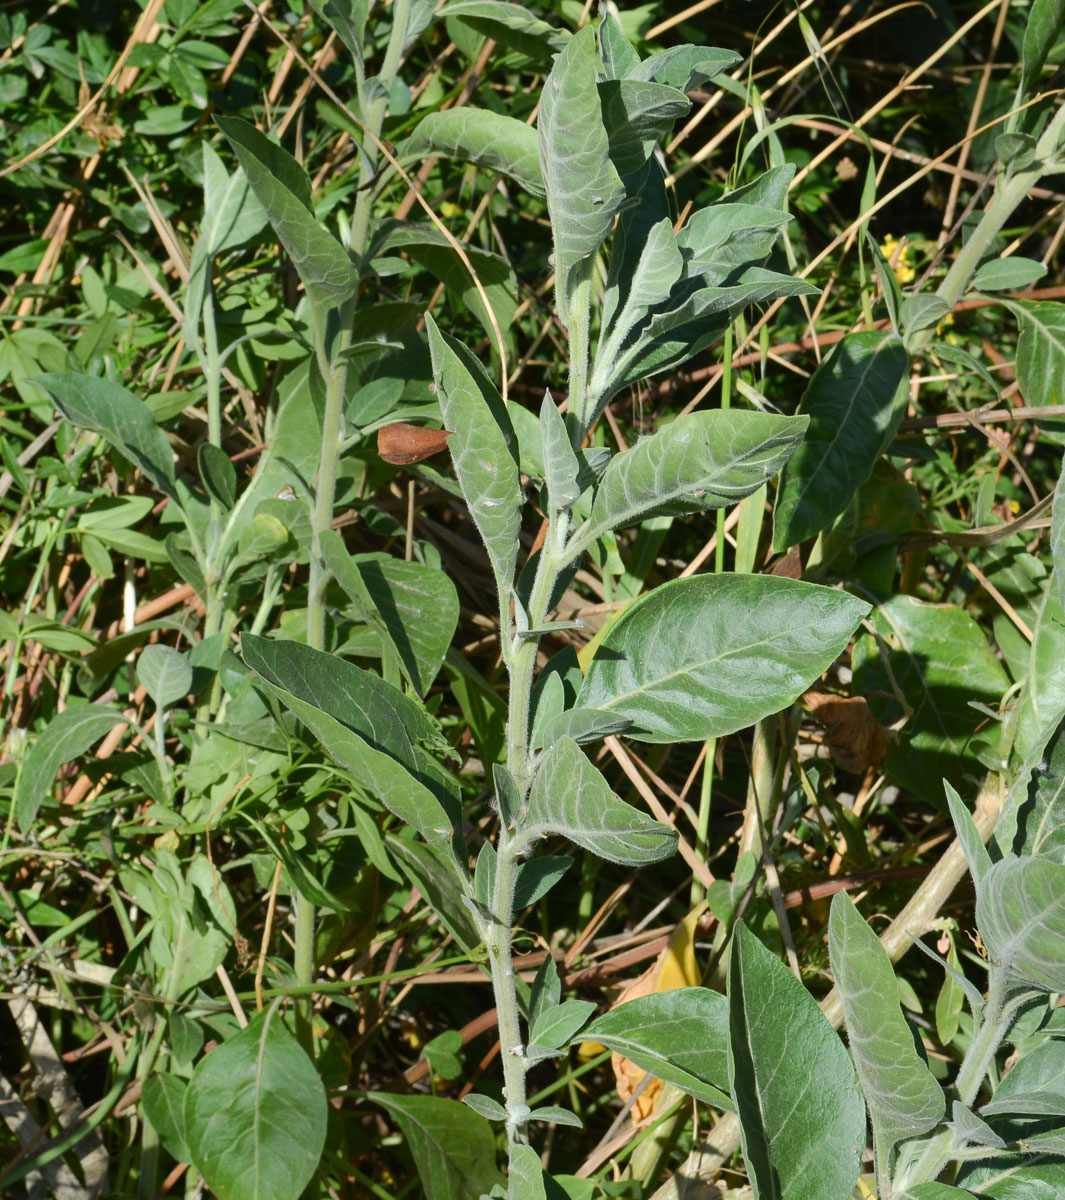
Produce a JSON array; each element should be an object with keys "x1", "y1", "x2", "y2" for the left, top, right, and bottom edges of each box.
[
  {"x1": 943, "y1": 781, "x2": 993, "y2": 887},
  {"x1": 309, "y1": 0, "x2": 368, "y2": 64},
  {"x1": 1021, "y1": 0, "x2": 1065, "y2": 94},
  {"x1": 368, "y1": 1093, "x2": 504, "y2": 1200},
  {"x1": 728, "y1": 923, "x2": 864, "y2": 1200},
  {"x1": 949, "y1": 1100, "x2": 1006, "y2": 1149},
  {"x1": 538, "y1": 25, "x2": 626, "y2": 326},
  {"x1": 184, "y1": 1009, "x2": 326, "y2": 1200},
  {"x1": 216, "y1": 116, "x2": 358, "y2": 312},
  {"x1": 142, "y1": 1074, "x2": 190, "y2": 1164},
  {"x1": 137, "y1": 644, "x2": 194, "y2": 711},
  {"x1": 33, "y1": 373, "x2": 178, "y2": 501},
  {"x1": 508, "y1": 1144, "x2": 570, "y2": 1200},
  {"x1": 1054, "y1": 452, "x2": 1065, "y2": 611},
  {"x1": 987, "y1": 1038, "x2": 1065, "y2": 1113},
  {"x1": 828, "y1": 892, "x2": 945, "y2": 1149},
  {"x1": 598, "y1": 78, "x2": 690, "y2": 176},
  {"x1": 425, "y1": 315, "x2": 522, "y2": 589},
  {"x1": 577, "y1": 574, "x2": 869, "y2": 743},
  {"x1": 972, "y1": 257, "x2": 1047, "y2": 292},
  {"x1": 773, "y1": 331, "x2": 909, "y2": 551},
  {"x1": 530, "y1": 998, "x2": 596, "y2": 1050},
  {"x1": 638, "y1": 44, "x2": 741, "y2": 90},
  {"x1": 200, "y1": 140, "x2": 268, "y2": 258},
  {"x1": 677, "y1": 202, "x2": 793, "y2": 272},
  {"x1": 514, "y1": 855, "x2": 572, "y2": 909},
  {"x1": 396, "y1": 108, "x2": 544, "y2": 197},
  {"x1": 1007, "y1": 300, "x2": 1065, "y2": 415},
  {"x1": 902, "y1": 1187, "x2": 979, "y2": 1199},
  {"x1": 16, "y1": 704, "x2": 123, "y2": 830},
  {"x1": 601, "y1": 157, "x2": 671, "y2": 337},
  {"x1": 533, "y1": 706, "x2": 632, "y2": 749},
  {"x1": 957, "y1": 1157, "x2": 1065, "y2": 1199},
  {"x1": 198, "y1": 442, "x2": 237, "y2": 510},
  {"x1": 324, "y1": 536, "x2": 459, "y2": 696},
  {"x1": 852, "y1": 596, "x2": 1009, "y2": 802},
  {"x1": 599, "y1": 10, "x2": 640, "y2": 79},
  {"x1": 386, "y1": 836, "x2": 480, "y2": 954},
  {"x1": 441, "y1": 0, "x2": 569, "y2": 60},
  {"x1": 569, "y1": 410, "x2": 807, "y2": 557},
  {"x1": 580, "y1": 988, "x2": 732, "y2": 1109},
  {"x1": 241, "y1": 635, "x2": 461, "y2": 849},
  {"x1": 1014, "y1": 580, "x2": 1065, "y2": 758},
  {"x1": 976, "y1": 855, "x2": 1065, "y2": 993},
  {"x1": 996, "y1": 709, "x2": 1065, "y2": 863},
  {"x1": 522, "y1": 737, "x2": 677, "y2": 865}
]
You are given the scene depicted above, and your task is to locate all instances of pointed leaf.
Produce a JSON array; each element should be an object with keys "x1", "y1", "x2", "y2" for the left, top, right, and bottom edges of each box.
[
  {"x1": 1054, "y1": 451, "x2": 1065, "y2": 611},
  {"x1": 508, "y1": 1144, "x2": 570, "y2": 1200},
  {"x1": 728, "y1": 923, "x2": 864, "y2": 1200},
  {"x1": 441, "y1": 1, "x2": 569, "y2": 60},
  {"x1": 976, "y1": 855, "x2": 1065, "y2": 993},
  {"x1": 577, "y1": 574, "x2": 869, "y2": 743},
  {"x1": 397, "y1": 108, "x2": 544, "y2": 197},
  {"x1": 773, "y1": 331, "x2": 909, "y2": 551},
  {"x1": 580, "y1": 988, "x2": 732, "y2": 1109},
  {"x1": 533, "y1": 706, "x2": 632, "y2": 749},
  {"x1": 638, "y1": 44, "x2": 741, "y2": 90},
  {"x1": 137, "y1": 644, "x2": 193, "y2": 711},
  {"x1": 950, "y1": 1100, "x2": 1006, "y2": 1149},
  {"x1": 539, "y1": 24, "x2": 626, "y2": 326},
  {"x1": 461, "y1": 1093, "x2": 506, "y2": 1122},
  {"x1": 597, "y1": 216, "x2": 684, "y2": 366},
  {"x1": 529, "y1": 955, "x2": 562, "y2": 1034},
  {"x1": 570, "y1": 410, "x2": 807, "y2": 556},
  {"x1": 523, "y1": 736, "x2": 677, "y2": 864},
  {"x1": 184, "y1": 1009, "x2": 326, "y2": 1200},
  {"x1": 998, "y1": 708, "x2": 1065, "y2": 863},
  {"x1": 514, "y1": 856, "x2": 572, "y2": 909},
  {"x1": 530, "y1": 999, "x2": 596, "y2": 1051},
  {"x1": 200, "y1": 141, "x2": 268, "y2": 258},
  {"x1": 598, "y1": 78, "x2": 690, "y2": 175},
  {"x1": 1021, "y1": 0, "x2": 1065, "y2": 95},
  {"x1": 828, "y1": 892, "x2": 945, "y2": 1149},
  {"x1": 386, "y1": 836, "x2": 481, "y2": 954},
  {"x1": 426, "y1": 315, "x2": 522, "y2": 589},
  {"x1": 1004, "y1": 300, "x2": 1065, "y2": 414},
  {"x1": 541, "y1": 391, "x2": 581, "y2": 512},
  {"x1": 368, "y1": 1093, "x2": 504, "y2": 1200},
  {"x1": 33, "y1": 373, "x2": 178, "y2": 501},
  {"x1": 216, "y1": 116, "x2": 358, "y2": 311},
  {"x1": 142, "y1": 1074, "x2": 190, "y2": 1164},
  {"x1": 944, "y1": 780, "x2": 993, "y2": 887}
]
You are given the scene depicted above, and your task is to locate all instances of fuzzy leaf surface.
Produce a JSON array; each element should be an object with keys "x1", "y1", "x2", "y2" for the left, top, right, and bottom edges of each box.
[
  {"x1": 976, "y1": 855, "x2": 1065, "y2": 993},
  {"x1": 577, "y1": 575, "x2": 869, "y2": 742},
  {"x1": 397, "y1": 108, "x2": 544, "y2": 196}
]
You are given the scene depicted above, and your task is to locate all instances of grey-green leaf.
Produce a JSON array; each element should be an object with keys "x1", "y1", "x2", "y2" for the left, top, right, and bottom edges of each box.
[
  {"x1": 972, "y1": 257, "x2": 1047, "y2": 292},
  {"x1": 728, "y1": 923, "x2": 864, "y2": 1200},
  {"x1": 598, "y1": 78, "x2": 690, "y2": 176},
  {"x1": 1021, "y1": 0, "x2": 1065, "y2": 95},
  {"x1": 523, "y1": 737, "x2": 677, "y2": 865},
  {"x1": 579, "y1": 988, "x2": 732, "y2": 1110},
  {"x1": 976, "y1": 855, "x2": 1065, "y2": 993},
  {"x1": 828, "y1": 892, "x2": 945, "y2": 1149},
  {"x1": 1054, "y1": 451, "x2": 1065, "y2": 612},
  {"x1": 944, "y1": 780, "x2": 993, "y2": 888},
  {"x1": 137, "y1": 644, "x2": 194, "y2": 711},
  {"x1": 368, "y1": 1093, "x2": 504, "y2": 1200},
  {"x1": 577, "y1": 574, "x2": 870, "y2": 743},
  {"x1": 16, "y1": 704, "x2": 123, "y2": 830},
  {"x1": 184, "y1": 1010, "x2": 327, "y2": 1200},
  {"x1": 440, "y1": 0, "x2": 569, "y2": 60},
  {"x1": 538, "y1": 24, "x2": 626, "y2": 326},
  {"x1": 33, "y1": 373, "x2": 178, "y2": 501},
  {"x1": 570, "y1": 410, "x2": 807, "y2": 557},
  {"x1": 216, "y1": 116, "x2": 358, "y2": 312},
  {"x1": 387, "y1": 836, "x2": 480, "y2": 954},
  {"x1": 540, "y1": 391, "x2": 581, "y2": 513},
  {"x1": 397, "y1": 108, "x2": 544, "y2": 197},
  {"x1": 530, "y1": 998, "x2": 596, "y2": 1050},
  {"x1": 773, "y1": 331, "x2": 909, "y2": 551},
  {"x1": 426, "y1": 314, "x2": 522, "y2": 589}
]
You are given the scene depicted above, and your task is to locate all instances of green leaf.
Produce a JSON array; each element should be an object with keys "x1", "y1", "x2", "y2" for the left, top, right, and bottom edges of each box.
[
  {"x1": 540, "y1": 391, "x2": 581, "y2": 513},
  {"x1": 441, "y1": 0, "x2": 569, "y2": 60},
  {"x1": 538, "y1": 24, "x2": 626, "y2": 326},
  {"x1": 828, "y1": 892, "x2": 945, "y2": 1149},
  {"x1": 533, "y1": 706, "x2": 631, "y2": 749},
  {"x1": 324, "y1": 536, "x2": 459, "y2": 696},
  {"x1": 569, "y1": 411, "x2": 807, "y2": 557},
  {"x1": 1054, "y1": 453, "x2": 1065, "y2": 611},
  {"x1": 599, "y1": 216, "x2": 684, "y2": 353},
  {"x1": 1006, "y1": 300, "x2": 1065, "y2": 414},
  {"x1": 184, "y1": 1009, "x2": 326, "y2": 1200},
  {"x1": 522, "y1": 737, "x2": 677, "y2": 865},
  {"x1": 514, "y1": 856, "x2": 572, "y2": 909},
  {"x1": 1014, "y1": 580, "x2": 1065, "y2": 759},
  {"x1": 972, "y1": 257, "x2": 1047, "y2": 292},
  {"x1": 529, "y1": 954, "x2": 562, "y2": 1034},
  {"x1": 309, "y1": 0, "x2": 368, "y2": 64},
  {"x1": 396, "y1": 108, "x2": 544, "y2": 197},
  {"x1": 386, "y1": 836, "x2": 481, "y2": 954},
  {"x1": 198, "y1": 443, "x2": 237, "y2": 510},
  {"x1": 943, "y1": 781, "x2": 993, "y2": 887},
  {"x1": 368, "y1": 1093, "x2": 504, "y2": 1200},
  {"x1": 579, "y1": 988, "x2": 732, "y2": 1110},
  {"x1": 530, "y1": 998, "x2": 596, "y2": 1050},
  {"x1": 997, "y1": 709, "x2": 1065, "y2": 863},
  {"x1": 137, "y1": 644, "x2": 194, "y2": 711},
  {"x1": 33, "y1": 373, "x2": 178, "y2": 501},
  {"x1": 598, "y1": 78, "x2": 690, "y2": 176},
  {"x1": 902, "y1": 1186, "x2": 979, "y2": 1200},
  {"x1": 241, "y1": 635, "x2": 461, "y2": 850},
  {"x1": 852, "y1": 595, "x2": 1010, "y2": 802},
  {"x1": 1021, "y1": 0, "x2": 1065, "y2": 94},
  {"x1": 958, "y1": 1157, "x2": 1065, "y2": 1198},
  {"x1": 976, "y1": 855, "x2": 1065, "y2": 993},
  {"x1": 142, "y1": 1074, "x2": 190, "y2": 1164},
  {"x1": 508, "y1": 1143, "x2": 571, "y2": 1200},
  {"x1": 462, "y1": 1093, "x2": 506, "y2": 1122},
  {"x1": 727, "y1": 923, "x2": 864, "y2": 1200},
  {"x1": 425, "y1": 315, "x2": 522, "y2": 590},
  {"x1": 577, "y1": 574, "x2": 869, "y2": 743},
  {"x1": 773, "y1": 331, "x2": 909, "y2": 551},
  {"x1": 15, "y1": 704, "x2": 123, "y2": 830},
  {"x1": 216, "y1": 116, "x2": 358, "y2": 312},
  {"x1": 200, "y1": 140, "x2": 268, "y2": 258},
  {"x1": 638, "y1": 44, "x2": 741, "y2": 90}
]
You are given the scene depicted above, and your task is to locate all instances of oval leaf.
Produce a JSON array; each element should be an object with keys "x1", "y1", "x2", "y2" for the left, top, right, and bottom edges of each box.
[
  {"x1": 397, "y1": 108, "x2": 545, "y2": 197},
  {"x1": 137, "y1": 644, "x2": 194, "y2": 711},
  {"x1": 976, "y1": 855, "x2": 1065, "y2": 993},
  {"x1": 184, "y1": 1010, "x2": 326, "y2": 1200},
  {"x1": 577, "y1": 574, "x2": 870, "y2": 742}
]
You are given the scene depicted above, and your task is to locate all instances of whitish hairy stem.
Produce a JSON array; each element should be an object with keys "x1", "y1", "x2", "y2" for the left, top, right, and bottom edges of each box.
[{"x1": 650, "y1": 773, "x2": 1004, "y2": 1200}]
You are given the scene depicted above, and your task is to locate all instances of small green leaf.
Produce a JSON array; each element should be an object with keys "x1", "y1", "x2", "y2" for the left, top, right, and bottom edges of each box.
[
  {"x1": 441, "y1": 1, "x2": 569, "y2": 60},
  {"x1": 538, "y1": 24, "x2": 626, "y2": 327},
  {"x1": 976, "y1": 856, "x2": 1065, "y2": 993},
  {"x1": 138, "y1": 644, "x2": 194, "y2": 711},
  {"x1": 580, "y1": 988, "x2": 732, "y2": 1110},
  {"x1": 184, "y1": 1009, "x2": 327, "y2": 1200},
  {"x1": 638, "y1": 44, "x2": 741, "y2": 90},
  {"x1": 728, "y1": 923, "x2": 864, "y2": 1200},
  {"x1": 1021, "y1": 0, "x2": 1065, "y2": 94},
  {"x1": 1005, "y1": 300, "x2": 1065, "y2": 413},
  {"x1": 530, "y1": 998, "x2": 596, "y2": 1050},
  {"x1": 598, "y1": 78, "x2": 689, "y2": 176},
  {"x1": 198, "y1": 443, "x2": 237, "y2": 510},
  {"x1": 426, "y1": 315, "x2": 522, "y2": 590},
  {"x1": 944, "y1": 781, "x2": 993, "y2": 886},
  {"x1": 386, "y1": 836, "x2": 481, "y2": 954},
  {"x1": 522, "y1": 737, "x2": 677, "y2": 865},
  {"x1": 972, "y1": 256, "x2": 1047, "y2": 292},
  {"x1": 1054, "y1": 452, "x2": 1065, "y2": 611},
  {"x1": 216, "y1": 116, "x2": 358, "y2": 312},
  {"x1": 529, "y1": 954, "x2": 562, "y2": 1033},
  {"x1": 514, "y1": 856, "x2": 572, "y2": 909},
  {"x1": 828, "y1": 892, "x2": 945, "y2": 1149},
  {"x1": 773, "y1": 331, "x2": 909, "y2": 551},
  {"x1": 540, "y1": 391, "x2": 581, "y2": 513},
  {"x1": 529, "y1": 1105, "x2": 582, "y2": 1127},
  {"x1": 462, "y1": 1093, "x2": 506, "y2": 1122},
  {"x1": 533, "y1": 706, "x2": 631, "y2": 749},
  {"x1": 397, "y1": 108, "x2": 544, "y2": 197},
  {"x1": 15, "y1": 705, "x2": 123, "y2": 830},
  {"x1": 578, "y1": 574, "x2": 869, "y2": 743},
  {"x1": 142, "y1": 1074, "x2": 190, "y2": 1164},
  {"x1": 368, "y1": 1093, "x2": 504, "y2": 1200}
]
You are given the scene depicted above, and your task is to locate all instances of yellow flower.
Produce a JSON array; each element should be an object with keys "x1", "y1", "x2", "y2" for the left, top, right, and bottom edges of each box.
[{"x1": 880, "y1": 234, "x2": 915, "y2": 285}]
